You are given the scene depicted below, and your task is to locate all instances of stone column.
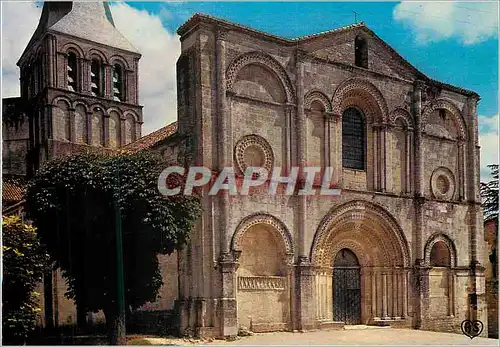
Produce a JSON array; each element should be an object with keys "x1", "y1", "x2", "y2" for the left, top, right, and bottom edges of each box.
[
  {"x1": 413, "y1": 81, "x2": 424, "y2": 197},
  {"x1": 324, "y1": 113, "x2": 331, "y2": 168},
  {"x1": 382, "y1": 272, "x2": 388, "y2": 319},
  {"x1": 392, "y1": 270, "x2": 398, "y2": 319},
  {"x1": 296, "y1": 50, "x2": 307, "y2": 259},
  {"x1": 402, "y1": 270, "x2": 408, "y2": 318},
  {"x1": 381, "y1": 125, "x2": 387, "y2": 192},
  {"x1": 405, "y1": 129, "x2": 412, "y2": 194},
  {"x1": 459, "y1": 141, "x2": 467, "y2": 201},
  {"x1": 86, "y1": 111, "x2": 93, "y2": 145},
  {"x1": 45, "y1": 104, "x2": 53, "y2": 140},
  {"x1": 69, "y1": 108, "x2": 76, "y2": 143},
  {"x1": 284, "y1": 105, "x2": 293, "y2": 174},
  {"x1": 103, "y1": 114, "x2": 110, "y2": 147},
  {"x1": 449, "y1": 271, "x2": 455, "y2": 317},
  {"x1": 125, "y1": 69, "x2": 134, "y2": 103},
  {"x1": 80, "y1": 59, "x2": 91, "y2": 94},
  {"x1": 296, "y1": 260, "x2": 317, "y2": 330},
  {"x1": 219, "y1": 254, "x2": 238, "y2": 337},
  {"x1": 134, "y1": 58, "x2": 140, "y2": 104},
  {"x1": 215, "y1": 28, "x2": 237, "y2": 337},
  {"x1": 466, "y1": 97, "x2": 481, "y2": 203},
  {"x1": 371, "y1": 270, "x2": 378, "y2": 319},
  {"x1": 332, "y1": 115, "x2": 342, "y2": 185},
  {"x1": 216, "y1": 28, "x2": 229, "y2": 255},
  {"x1": 457, "y1": 141, "x2": 465, "y2": 200},
  {"x1": 104, "y1": 64, "x2": 112, "y2": 98},
  {"x1": 373, "y1": 126, "x2": 379, "y2": 190},
  {"x1": 46, "y1": 34, "x2": 56, "y2": 88}
]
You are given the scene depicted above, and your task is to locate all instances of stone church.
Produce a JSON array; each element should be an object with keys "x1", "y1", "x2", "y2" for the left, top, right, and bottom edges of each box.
[
  {"x1": 2, "y1": 3, "x2": 488, "y2": 338},
  {"x1": 164, "y1": 14, "x2": 487, "y2": 337}
]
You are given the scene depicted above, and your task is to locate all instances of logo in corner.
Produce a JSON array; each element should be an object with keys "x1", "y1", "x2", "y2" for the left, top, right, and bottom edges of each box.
[{"x1": 461, "y1": 319, "x2": 483, "y2": 339}]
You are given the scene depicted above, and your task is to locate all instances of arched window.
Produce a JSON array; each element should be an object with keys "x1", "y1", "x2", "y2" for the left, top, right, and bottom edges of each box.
[
  {"x1": 342, "y1": 107, "x2": 365, "y2": 170},
  {"x1": 67, "y1": 52, "x2": 78, "y2": 92},
  {"x1": 430, "y1": 241, "x2": 451, "y2": 267},
  {"x1": 355, "y1": 35, "x2": 368, "y2": 69},
  {"x1": 112, "y1": 64, "x2": 124, "y2": 102},
  {"x1": 90, "y1": 59, "x2": 103, "y2": 97}
]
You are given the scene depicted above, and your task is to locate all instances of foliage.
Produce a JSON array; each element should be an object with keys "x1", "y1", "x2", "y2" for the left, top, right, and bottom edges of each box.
[
  {"x1": 24, "y1": 150, "x2": 202, "y2": 329},
  {"x1": 2, "y1": 215, "x2": 49, "y2": 345},
  {"x1": 480, "y1": 164, "x2": 499, "y2": 220}
]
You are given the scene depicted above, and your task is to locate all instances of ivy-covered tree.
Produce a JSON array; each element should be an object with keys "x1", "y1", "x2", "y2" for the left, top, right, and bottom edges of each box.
[
  {"x1": 25, "y1": 151, "x2": 202, "y2": 344},
  {"x1": 2, "y1": 216, "x2": 50, "y2": 345},
  {"x1": 480, "y1": 164, "x2": 499, "y2": 220}
]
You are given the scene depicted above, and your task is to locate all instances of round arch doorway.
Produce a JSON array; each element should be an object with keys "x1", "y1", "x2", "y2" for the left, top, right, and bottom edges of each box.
[{"x1": 333, "y1": 248, "x2": 361, "y2": 324}]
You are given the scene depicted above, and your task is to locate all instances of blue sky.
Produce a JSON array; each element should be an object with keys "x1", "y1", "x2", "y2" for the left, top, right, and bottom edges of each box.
[{"x1": 129, "y1": 1, "x2": 498, "y2": 116}]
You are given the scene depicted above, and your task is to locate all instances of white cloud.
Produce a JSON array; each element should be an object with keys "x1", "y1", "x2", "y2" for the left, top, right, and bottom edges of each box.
[
  {"x1": 478, "y1": 114, "x2": 499, "y2": 182},
  {"x1": 1, "y1": 2, "x2": 180, "y2": 135},
  {"x1": 1, "y1": 1, "x2": 42, "y2": 97},
  {"x1": 110, "y1": 2, "x2": 181, "y2": 134},
  {"x1": 393, "y1": 2, "x2": 499, "y2": 44}
]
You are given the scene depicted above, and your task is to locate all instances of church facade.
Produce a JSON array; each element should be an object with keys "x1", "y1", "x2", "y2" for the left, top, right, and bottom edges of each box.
[
  {"x1": 2, "y1": 4, "x2": 488, "y2": 338},
  {"x1": 157, "y1": 14, "x2": 487, "y2": 337}
]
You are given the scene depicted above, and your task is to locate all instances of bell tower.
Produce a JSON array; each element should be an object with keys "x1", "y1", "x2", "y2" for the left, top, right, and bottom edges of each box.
[{"x1": 14, "y1": 1, "x2": 143, "y2": 176}]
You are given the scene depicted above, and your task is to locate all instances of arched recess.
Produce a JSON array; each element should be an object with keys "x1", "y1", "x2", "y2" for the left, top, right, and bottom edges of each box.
[
  {"x1": 331, "y1": 77, "x2": 388, "y2": 123},
  {"x1": 108, "y1": 109, "x2": 122, "y2": 148},
  {"x1": 390, "y1": 108, "x2": 414, "y2": 195},
  {"x1": 52, "y1": 97, "x2": 71, "y2": 141},
  {"x1": 311, "y1": 200, "x2": 409, "y2": 268},
  {"x1": 305, "y1": 90, "x2": 333, "y2": 113},
  {"x1": 423, "y1": 233, "x2": 457, "y2": 317},
  {"x1": 231, "y1": 213, "x2": 294, "y2": 257},
  {"x1": 90, "y1": 104, "x2": 105, "y2": 146},
  {"x1": 421, "y1": 98, "x2": 466, "y2": 200},
  {"x1": 74, "y1": 103, "x2": 88, "y2": 144},
  {"x1": 423, "y1": 233, "x2": 457, "y2": 268},
  {"x1": 310, "y1": 200, "x2": 411, "y2": 323},
  {"x1": 109, "y1": 55, "x2": 130, "y2": 70},
  {"x1": 232, "y1": 213, "x2": 293, "y2": 332},
  {"x1": 421, "y1": 98, "x2": 466, "y2": 140},
  {"x1": 226, "y1": 51, "x2": 295, "y2": 104},
  {"x1": 332, "y1": 78, "x2": 389, "y2": 192},
  {"x1": 88, "y1": 49, "x2": 108, "y2": 65},
  {"x1": 62, "y1": 42, "x2": 85, "y2": 59},
  {"x1": 124, "y1": 114, "x2": 136, "y2": 145},
  {"x1": 304, "y1": 90, "x2": 333, "y2": 170}
]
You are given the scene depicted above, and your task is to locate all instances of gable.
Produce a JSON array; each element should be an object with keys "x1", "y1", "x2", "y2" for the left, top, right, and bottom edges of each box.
[{"x1": 298, "y1": 26, "x2": 419, "y2": 81}]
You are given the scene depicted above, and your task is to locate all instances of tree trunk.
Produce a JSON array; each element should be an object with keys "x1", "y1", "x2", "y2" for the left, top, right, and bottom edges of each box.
[{"x1": 104, "y1": 309, "x2": 126, "y2": 345}]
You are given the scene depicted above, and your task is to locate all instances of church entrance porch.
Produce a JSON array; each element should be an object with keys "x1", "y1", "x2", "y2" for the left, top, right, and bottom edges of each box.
[
  {"x1": 232, "y1": 214, "x2": 294, "y2": 333},
  {"x1": 333, "y1": 249, "x2": 361, "y2": 324},
  {"x1": 310, "y1": 201, "x2": 411, "y2": 328}
]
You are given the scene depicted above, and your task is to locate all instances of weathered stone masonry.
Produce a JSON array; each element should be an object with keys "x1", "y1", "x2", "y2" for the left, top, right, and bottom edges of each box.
[{"x1": 169, "y1": 14, "x2": 487, "y2": 337}]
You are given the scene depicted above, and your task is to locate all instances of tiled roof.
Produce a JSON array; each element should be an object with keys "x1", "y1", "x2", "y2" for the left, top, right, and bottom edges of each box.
[
  {"x1": 49, "y1": 2, "x2": 139, "y2": 54},
  {"x1": 123, "y1": 122, "x2": 178, "y2": 153},
  {"x1": 20, "y1": 2, "x2": 138, "y2": 64},
  {"x1": 2, "y1": 176, "x2": 26, "y2": 206}
]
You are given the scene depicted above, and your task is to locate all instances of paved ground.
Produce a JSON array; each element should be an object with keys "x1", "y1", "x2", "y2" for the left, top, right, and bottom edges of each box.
[{"x1": 145, "y1": 326, "x2": 498, "y2": 346}]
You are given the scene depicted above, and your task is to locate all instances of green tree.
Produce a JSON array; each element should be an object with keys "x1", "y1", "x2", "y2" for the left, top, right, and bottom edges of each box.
[
  {"x1": 480, "y1": 164, "x2": 499, "y2": 219},
  {"x1": 25, "y1": 151, "x2": 202, "y2": 344},
  {"x1": 2, "y1": 215, "x2": 50, "y2": 345}
]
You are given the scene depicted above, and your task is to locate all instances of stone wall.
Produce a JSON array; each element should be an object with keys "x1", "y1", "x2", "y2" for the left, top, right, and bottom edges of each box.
[
  {"x1": 174, "y1": 15, "x2": 484, "y2": 338},
  {"x1": 484, "y1": 217, "x2": 498, "y2": 338}
]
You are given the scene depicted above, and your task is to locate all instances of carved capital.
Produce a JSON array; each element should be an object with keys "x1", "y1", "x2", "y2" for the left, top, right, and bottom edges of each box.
[
  {"x1": 296, "y1": 49, "x2": 309, "y2": 63},
  {"x1": 414, "y1": 80, "x2": 426, "y2": 91},
  {"x1": 216, "y1": 27, "x2": 229, "y2": 41}
]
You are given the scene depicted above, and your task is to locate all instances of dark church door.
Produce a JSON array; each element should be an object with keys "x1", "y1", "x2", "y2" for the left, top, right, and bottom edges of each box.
[{"x1": 333, "y1": 248, "x2": 361, "y2": 324}]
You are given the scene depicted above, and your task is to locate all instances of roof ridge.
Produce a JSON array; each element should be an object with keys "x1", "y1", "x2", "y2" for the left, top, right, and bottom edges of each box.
[{"x1": 178, "y1": 13, "x2": 365, "y2": 43}]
